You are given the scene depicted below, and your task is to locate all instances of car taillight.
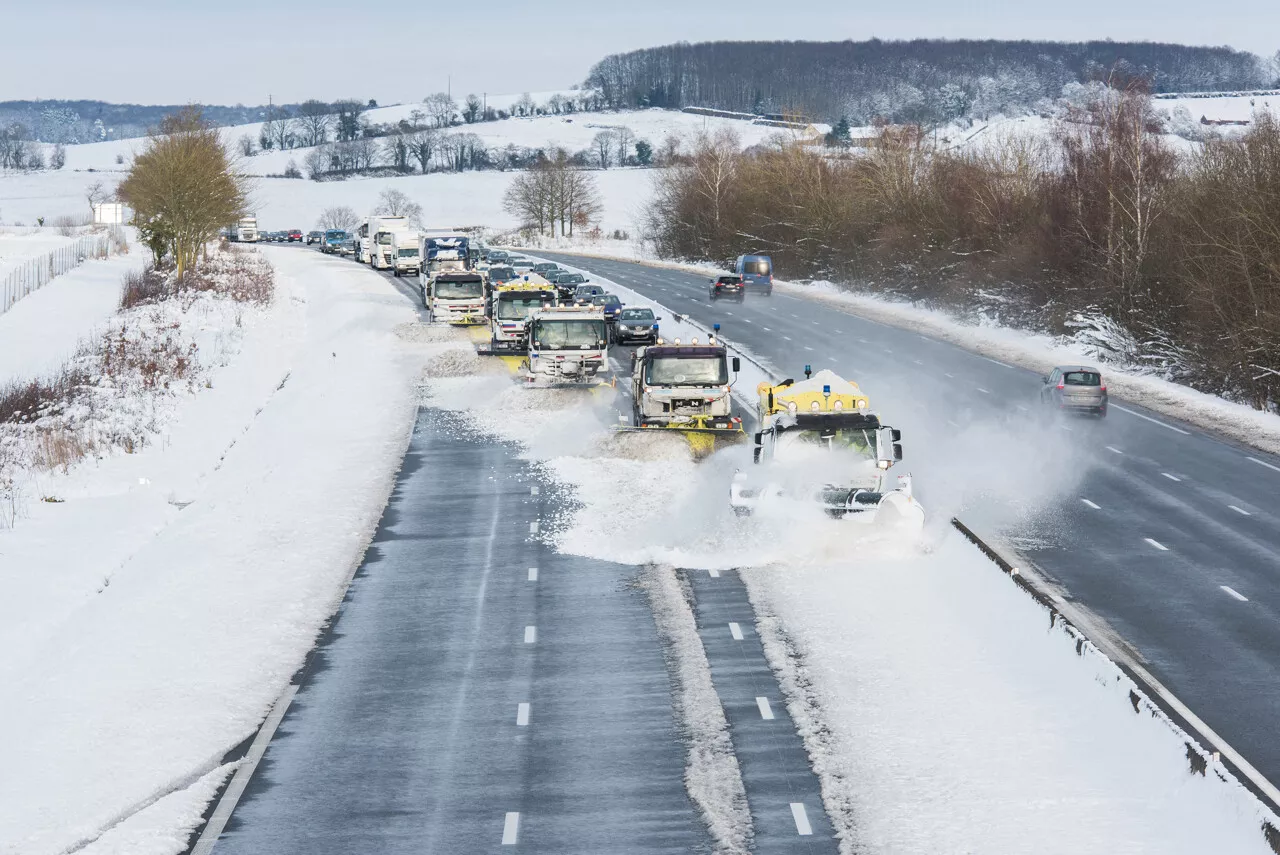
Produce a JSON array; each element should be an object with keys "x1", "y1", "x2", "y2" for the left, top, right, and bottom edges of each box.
[
  {"x1": 1100, "y1": 386, "x2": 1107, "y2": 392},
  {"x1": 1056, "y1": 383, "x2": 1064, "y2": 390}
]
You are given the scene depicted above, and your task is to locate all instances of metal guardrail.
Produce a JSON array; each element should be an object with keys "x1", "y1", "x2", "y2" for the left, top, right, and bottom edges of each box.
[{"x1": 1, "y1": 232, "x2": 116, "y2": 315}]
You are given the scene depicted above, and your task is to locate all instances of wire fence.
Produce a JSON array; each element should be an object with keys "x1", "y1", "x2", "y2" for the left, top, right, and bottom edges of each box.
[{"x1": 1, "y1": 232, "x2": 118, "y2": 316}]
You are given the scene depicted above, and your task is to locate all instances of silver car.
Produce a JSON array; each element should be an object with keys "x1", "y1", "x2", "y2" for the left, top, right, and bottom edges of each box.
[{"x1": 1040, "y1": 365, "x2": 1107, "y2": 417}]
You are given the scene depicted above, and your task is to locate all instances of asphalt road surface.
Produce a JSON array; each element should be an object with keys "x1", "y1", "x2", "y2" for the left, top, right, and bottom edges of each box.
[
  {"x1": 205, "y1": 255, "x2": 841, "y2": 852},
  {"x1": 533, "y1": 250, "x2": 1280, "y2": 795}
]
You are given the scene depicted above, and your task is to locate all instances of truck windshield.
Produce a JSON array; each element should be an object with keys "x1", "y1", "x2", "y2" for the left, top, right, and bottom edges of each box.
[
  {"x1": 377, "y1": 233, "x2": 394, "y2": 244},
  {"x1": 399, "y1": 248, "x2": 419, "y2": 257},
  {"x1": 531, "y1": 319, "x2": 606, "y2": 349},
  {"x1": 497, "y1": 296, "x2": 552, "y2": 320},
  {"x1": 436, "y1": 279, "x2": 485, "y2": 299},
  {"x1": 777, "y1": 428, "x2": 875, "y2": 461},
  {"x1": 646, "y1": 356, "x2": 726, "y2": 386}
]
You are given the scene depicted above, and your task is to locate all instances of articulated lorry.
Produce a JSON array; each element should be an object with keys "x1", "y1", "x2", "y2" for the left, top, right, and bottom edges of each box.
[{"x1": 355, "y1": 215, "x2": 409, "y2": 265}]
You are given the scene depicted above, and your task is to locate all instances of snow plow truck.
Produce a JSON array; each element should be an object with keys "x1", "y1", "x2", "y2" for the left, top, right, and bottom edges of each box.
[
  {"x1": 621, "y1": 326, "x2": 745, "y2": 458},
  {"x1": 730, "y1": 367, "x2": 924, "y2": 530}
]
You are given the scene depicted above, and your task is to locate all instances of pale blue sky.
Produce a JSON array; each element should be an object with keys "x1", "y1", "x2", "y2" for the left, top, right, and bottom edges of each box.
[{"x1": 2, "y1": 0, "x2": 1275, "y2": 105}]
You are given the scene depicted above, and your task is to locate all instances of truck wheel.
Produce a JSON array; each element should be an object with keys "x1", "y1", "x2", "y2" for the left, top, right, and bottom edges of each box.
[{"x1": 393, "y1": 267, "x2": 400, "y2": 277}]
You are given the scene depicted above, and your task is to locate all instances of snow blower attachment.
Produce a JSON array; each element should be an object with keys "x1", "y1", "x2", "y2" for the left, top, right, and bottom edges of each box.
[
  {"x1": 730, "y1": 366, "x2": 924, "y2": 529},
  {"x1": 619, "y1": 324, "x2": 746, "y2": 459}
]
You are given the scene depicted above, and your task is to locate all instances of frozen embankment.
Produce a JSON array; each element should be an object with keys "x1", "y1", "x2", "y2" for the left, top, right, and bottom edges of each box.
[
  {"x1": 0, "y1": 248, "x2": 427, "y2": 854},
  {"x1": 422, "y1": 281, "x2": 1279, "y2": 854}
]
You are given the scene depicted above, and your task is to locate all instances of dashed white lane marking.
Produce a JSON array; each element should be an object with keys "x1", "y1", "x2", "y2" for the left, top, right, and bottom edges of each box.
[
  {"x1": 762, "y1": 326, "x2": 772, "y2": 331},
  {"x1": 1082, "y1": 498, "x2": 1101, "y2": 509},
  {"x1": 729, "y1": 622, "x2": 744, "y2": 640},
  {"x1": 1015, "y1": 404, "x2": 1029, "y2": 412},
  {"x1": 790, "y1": 803, "x2": 813, "y2": 836},
  {"x1": 980, "y1": 355, "x2": 1015, "y2": 368},
  {"x1": 913, "y1": 359, "x2": 924, "y2": 366},
  {"x1": 883, "y1": 348, "x2": 893, "y2": 354},
  {"x1": 529, "y1": 521, "x2": 539, "y2": 535},
  {"x1": 790, "y1": 313, "x2": 800, "y2": 319},
  {"x1": 723, "y1": 310, "x2": 735, "y2": 316},
  {"x1": 1162, "y1": 473, "x2": 1182, "y2": 482},
  {"x1": 1110, "y1": 403, "x2": 1190, "y2": 435},
  {"x1": 530, "y1": 486, "x2": 539, "y2": 495},
  {"x1": 976, "y1": 387, "x2": 991, "y2": 394},
  {"x1": 858, "y1": 337, "x2": 869, "y2": 344},
  {"x1": 946, "y1": 419, "x2": 960, "y2": 427},
  {"x1": 524, "y1": 626, "x2": 537, "y2": 644},
  {"x1": 527, "y1": 567, "x2": 538, "y2": 581},
  {"x1": 1145, "y1": 538, "x2": 1169, "y2": 551},
  {"x1": 516, "y1": 703, "x2": 531, "y2": 726},
  {"x1": 502, "y1": 812, "x2": 520, "y2": 845},
  {"x1": 1060, "y1": 424, "x2": 1073, "y2": 432},
  {"x1": 1221, "y1": 585, "x2": 1249, "y2": 602},
  {"x1": 1248, "y1": 456, "x2": 1280, "y2": 474},
  {"x1": 756, "y1": 697, "x2": 775, "y2": 720},
  {"x1": 804, "y1": 346, "x2": 815, "y2": 352},
  {"x1": 1106, "y1": 446, "x2": 1124, "y2": 455},
  {"x1": 782, "y1": 335, "x2": 793, "y2": 341},
  {"x1": 811, "y1": 320, "x2": 820, "y2": 326},
  {"x1": 1229, "y1": 505, "x2": 1252, "y2": 516},
  {"x1": 708, "y1": 568, "x2": 720, "y2": 578},
  {"x1": 944, "y1": 372, "x2": 955, "y2": 378}
]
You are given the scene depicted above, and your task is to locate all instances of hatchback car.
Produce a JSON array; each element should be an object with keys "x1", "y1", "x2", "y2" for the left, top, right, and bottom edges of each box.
[
  {"x1": 287, "y1": 229, "x2": 303, "y2": 242},
  {"x1": 550, "y1": 272, "x2": 586, "y2": 299},
  {"x1": 709, "y1": 274, "x2": 745, "y2": 302},
  {"x1": 306, "y1": 230, "x2": 324, "y2": 245},
  {"x1": 614, "y1": 307, "x2": 659, "y2": 345},
  {"x1": 591, "y1": 293, "x2": 623, "y2": 323},
  {"x1": 573, "y1": 284, "x2": 605, "y2": 302},
  {"x1": 532, "y1": 262, "x2": 560, "y2": 278},
  {"x1": 1040, "y1": 365, "x2": 1107, "y2": 417},
  {"x1": 488, "y1": 266, "x2": 517, "y2": 285}
]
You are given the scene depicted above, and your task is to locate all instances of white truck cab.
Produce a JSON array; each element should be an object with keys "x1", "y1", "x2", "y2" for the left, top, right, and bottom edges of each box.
[
  {"x1": 390, "y1": 231, "x2": 421, "y2": 276},
  {"x1": 357, "y1": 214, "x2": 408, "y2": 265},
  {"x1": 526, "y1": 304, "x2": 610, "y2": 386}
]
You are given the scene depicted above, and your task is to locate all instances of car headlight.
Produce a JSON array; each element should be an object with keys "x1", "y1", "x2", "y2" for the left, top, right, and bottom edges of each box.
[{"x1": 787, "y1": 401, "x2": 798, "y2": 414}]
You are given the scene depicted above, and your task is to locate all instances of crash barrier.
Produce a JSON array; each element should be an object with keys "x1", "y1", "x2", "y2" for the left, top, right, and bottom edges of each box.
[
  {"x1": 1, "y1": 232, "x2": 116, "y2": 316},
  {"x1": 951, "y1": 516, "x2": 1280, "y2": 824}
]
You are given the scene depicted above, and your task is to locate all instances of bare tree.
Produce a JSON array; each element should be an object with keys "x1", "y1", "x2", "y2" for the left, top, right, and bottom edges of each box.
[
  {"x1": 318, "y1": 205, "x2": 360, "y2": 231},
  {"x1": 547, "y1": 94, "x2": 567, "y2": 114},
  {"x1": 383, "y1": 134, "x2": 411, "y2": 173},
  {"x1": 592, "y1": 130, "x2": 617, "y2": 169},
  {"x1": 348, "y1": 136, "x2": 378, "y2": 171},
  {"x1": 423, "y1": 92, "x2": 457, "y2": 128},
  {"x1": 85, "y1": 181, "x2": 112, "y2": 217},
  {"x1": 296, "y1": 100, "x2": 332, "y2": 147},
  {"x1": 376, "y1": 188, "x2": 424, "y2": 226},
  {"x1": 407, "y1": 128, "x2": 439, "y2": 174},
  {"x1": 238, "y1": 134, "x2": 256, "y2": 157},
  {"x1": 514, "y1": 92, "x2": 536, "y2": 117},
  {"x1": 614, "y1": 126, "x2": 635, "y2": 166},
  {"x1": 304, "y1": 145, "x2": 329, "y2": 179}
]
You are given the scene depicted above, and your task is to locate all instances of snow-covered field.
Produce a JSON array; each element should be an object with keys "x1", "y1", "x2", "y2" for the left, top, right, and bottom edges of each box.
[
  {"x1": 0, "y1": 252, "x2": 146, "y2": 387},
  {"x1": 0, "y1": 231, "x2": 81, "y2": 279},
  {"x1": 0, "y1": 248, "x2": 429, "y2": 853},
  {"x1": 418, "y1": 316, "x2": 1277, "y2": 853}
]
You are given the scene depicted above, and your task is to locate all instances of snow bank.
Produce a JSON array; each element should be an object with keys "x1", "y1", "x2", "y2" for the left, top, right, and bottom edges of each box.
[{"x1": 0, "y1": 247, "x2": 427, "y2": 853}]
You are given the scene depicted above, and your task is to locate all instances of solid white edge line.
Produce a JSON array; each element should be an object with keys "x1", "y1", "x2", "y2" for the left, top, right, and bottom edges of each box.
[
  {"x1": 1162, "y1": 472, "x2": 1182, "y2": 482},
  {"x1": 1109, "y1": 403, "x2": 1191, "y2": 435},
  {"x1": 729, "y1": 622, "x2": 744, "y2": 640},
  {"x1": 1229, "y1": 505, "x2": 1252, "y2": 516},
  {"x1": 502, "y1": 811, "x2": 520, "y2": 845},
  {"x1": 1144, "y1": 537, "x2": 1169, "y2": 551},
  {"x1": 708, "y1": 568, "x2": 720, "y2": 577},
  {"x1": 1081, "y1": 498, "x2": 1101, "y2": 510},
  {"x1": 524, "y1": 625, "x2": 536, "y2": 644},
  {"x1": 1221, "y1": 585, "x2": 1250, "y2": 602},
  {"x1": 190, "y1": 683, "x2": 299, "y2": 855},
  {"x1": 516, "y1": 703, "x2": 531, "y2": 726},
  {"x1": 790, "y1": 802, "x2": 813, "y2": 835},
  {"x1": 527, "y1": 567, "x2": 538, "y2": 581},
  {"x1": 756, "y1": 697, "x2": 775, "y2": 720},
  {"x1": 1248, "y1": 456, "x2": 1280, "y2": 473}
]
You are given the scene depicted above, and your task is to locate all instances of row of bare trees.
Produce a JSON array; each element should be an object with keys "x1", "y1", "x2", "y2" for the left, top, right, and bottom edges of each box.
[
  {"x1": 503, "y1": 154, "x2": 603, "y2": 238},
  {"x1": 644, "y1": 87, "x2": 1280, "y2": 411}
]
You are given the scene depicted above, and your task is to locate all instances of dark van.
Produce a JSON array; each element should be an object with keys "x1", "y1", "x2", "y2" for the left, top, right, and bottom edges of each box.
[{"x1": 734, "y1": 254, "x2": 773, "y2": 295}]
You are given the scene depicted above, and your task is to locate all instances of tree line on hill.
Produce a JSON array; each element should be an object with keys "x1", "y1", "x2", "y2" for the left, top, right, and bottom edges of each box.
[
  {"x1": 643, "y1": 82, "x2": 1280, "y2": 413},
  {"x1": 587, "y1": 39, "x2": 1280, "y2": 125}
]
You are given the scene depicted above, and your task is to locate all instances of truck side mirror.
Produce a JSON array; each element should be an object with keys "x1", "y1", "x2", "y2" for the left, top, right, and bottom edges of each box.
[{"x1": 732, "y1": 357, "x2": 741, "y2": 373}]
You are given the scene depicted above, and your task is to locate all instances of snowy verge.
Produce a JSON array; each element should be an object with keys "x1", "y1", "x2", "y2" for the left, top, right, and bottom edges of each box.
[{"x1": 0, "y1": 247, "x2": 427, "y2": 854}]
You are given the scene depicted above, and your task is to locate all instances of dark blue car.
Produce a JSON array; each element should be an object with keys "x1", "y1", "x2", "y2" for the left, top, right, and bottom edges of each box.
[{"x1": 734, "y1": 254, "x2": 773, "y2": 295}]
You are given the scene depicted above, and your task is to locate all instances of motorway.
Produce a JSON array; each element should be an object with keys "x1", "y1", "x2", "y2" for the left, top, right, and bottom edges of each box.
[
  {"x1": 534, "y1": 250, "x2": 1280, "y2": 797},
  {"x1": 204, "y1": 252, "x2": 839, "y2": 853}
]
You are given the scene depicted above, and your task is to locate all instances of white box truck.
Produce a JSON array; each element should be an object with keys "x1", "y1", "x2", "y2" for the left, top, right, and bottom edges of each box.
[
  {"x1": 356, "y1": 214, "x2": 408, "y2": 265},
  {"x1": 391, "y1": 231, "x2": 422, "y2": 277}
]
